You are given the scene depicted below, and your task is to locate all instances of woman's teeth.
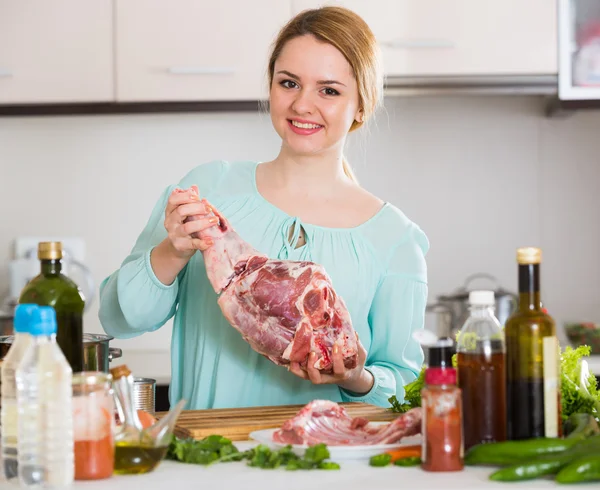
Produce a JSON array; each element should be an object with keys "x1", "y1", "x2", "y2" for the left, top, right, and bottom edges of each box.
[{"x1": 291, "y1": 120, "x2": 322, "y2": 129}]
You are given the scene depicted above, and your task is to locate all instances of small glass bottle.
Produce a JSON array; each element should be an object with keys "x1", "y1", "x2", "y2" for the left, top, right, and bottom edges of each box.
[
  {"x1": 457, "y1": 290, "x2": 507, "y2": 451},
  {"x1": 421, "y1": 339, "x2": 464, "y2": 472},
  {"x1": 72, "y1": 372, "x2": 115, "y2": 480}
]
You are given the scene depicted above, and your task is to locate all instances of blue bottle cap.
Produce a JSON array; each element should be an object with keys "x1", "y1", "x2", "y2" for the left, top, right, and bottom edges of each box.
[
  {"x1": 14, "y1": 304, "x2": 39, "y2": 334},
  {"x1": 29, "y1": 306, "x2": 58, "y2": 337}
]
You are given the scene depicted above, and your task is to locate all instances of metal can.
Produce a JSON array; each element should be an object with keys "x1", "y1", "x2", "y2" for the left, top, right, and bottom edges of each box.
[{"x1": 72, "y1": 372, "x2": 115, "y2": 480}]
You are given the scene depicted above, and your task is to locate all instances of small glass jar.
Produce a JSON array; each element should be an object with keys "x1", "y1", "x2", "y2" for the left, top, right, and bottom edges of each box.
[{"x1": 72, "y1": 372, "x2": 115, "y2": 480}]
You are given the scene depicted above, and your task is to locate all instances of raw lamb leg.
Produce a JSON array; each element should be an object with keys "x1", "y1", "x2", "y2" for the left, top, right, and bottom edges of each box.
[{"x1": 178, "y1": 186, "x2": 358, "y2": 373}]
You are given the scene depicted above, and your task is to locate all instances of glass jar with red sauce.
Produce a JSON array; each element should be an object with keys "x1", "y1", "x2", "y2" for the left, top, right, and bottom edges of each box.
[
  {"x1": 72, "y1": 372, "x2": 115, "y2": 480},
  {"x1": 421, "y1": 339, "x2": 464, "y2": 472}
]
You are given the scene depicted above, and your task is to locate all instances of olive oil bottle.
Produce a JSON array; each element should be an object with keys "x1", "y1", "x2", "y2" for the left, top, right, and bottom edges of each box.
[
  {"x1": 18, "y1": 242, "x2": 85, "y2": 372},
  {"x1": 505, "y1": 247, "x2": 561, "y2": 440}
]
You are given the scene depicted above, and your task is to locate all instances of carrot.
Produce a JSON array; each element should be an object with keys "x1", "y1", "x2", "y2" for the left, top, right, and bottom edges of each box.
[{"x1": 385, "y1": 445, "x2": 422, "y2": 462}]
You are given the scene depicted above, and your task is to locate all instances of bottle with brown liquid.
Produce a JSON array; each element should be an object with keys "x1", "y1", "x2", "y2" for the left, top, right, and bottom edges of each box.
[
  {"x1": 457, "y1": 290, "x2": 506, "y2": 451},
  {"x1": 18, "y1": 242, "x2": 85, "y2": 372},
  {"x1": 505, "y1": 247, "x2": 561, "y2": 440}
]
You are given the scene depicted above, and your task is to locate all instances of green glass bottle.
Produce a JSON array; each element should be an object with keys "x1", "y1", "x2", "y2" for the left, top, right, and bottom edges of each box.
[
  {"x1": 18, "y1": 242, "x2": 85, "y2": 372},
  {"x1": 505, "y1": 247, "x2": 561, "y2": 440}
]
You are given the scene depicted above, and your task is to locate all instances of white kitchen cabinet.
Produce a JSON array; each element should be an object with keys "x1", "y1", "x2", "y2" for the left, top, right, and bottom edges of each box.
[
  {"x1": 292, "y1": 0, "x2": 557, "y2": 77},
  {"x1": 115, "y1": 0, "x2": 291, "y2": 102},
  {"x1": 0, "y1": 0, "x2": 113, "y2": 104}
]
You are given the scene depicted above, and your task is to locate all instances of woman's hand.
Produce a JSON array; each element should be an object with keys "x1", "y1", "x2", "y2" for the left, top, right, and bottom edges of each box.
[
  {"x1": 288, "y1": 336, "x2": 374, "y2": 395},
  {"x1": 150, "y1": 185, "x2": 218, "y2": 285},
  {"x1": 163, "y1": 185, "x2": 218, "y2": 259}
]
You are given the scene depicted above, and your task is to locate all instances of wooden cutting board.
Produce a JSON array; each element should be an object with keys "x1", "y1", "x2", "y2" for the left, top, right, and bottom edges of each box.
[{"x1": 156, "y1": 402, "x2": 399, "y2": 441}]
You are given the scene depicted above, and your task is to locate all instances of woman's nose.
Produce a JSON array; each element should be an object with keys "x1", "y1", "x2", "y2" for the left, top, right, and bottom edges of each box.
[{"x1": 291, "y1": 89, "x2": 315, "y2": 115}]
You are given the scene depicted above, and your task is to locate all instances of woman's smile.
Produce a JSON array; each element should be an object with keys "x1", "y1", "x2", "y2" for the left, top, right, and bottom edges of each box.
[{"x1": 288, "y1": 118, "x2": 324, "y2": 135}]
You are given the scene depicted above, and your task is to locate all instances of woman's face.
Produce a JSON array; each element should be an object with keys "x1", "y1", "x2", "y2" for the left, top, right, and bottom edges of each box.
[{"x1": 270, "y1": 35, "x2": 362, "y2": 158}]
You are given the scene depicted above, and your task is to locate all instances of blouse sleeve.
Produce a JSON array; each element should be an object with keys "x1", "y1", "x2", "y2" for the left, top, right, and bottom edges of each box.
[
  {"x1": 98, "y1": 160, "x2": 226, "y2": 339},
  {"x1": 340, "y1": 224, "x2": 429, "y2": 407}
]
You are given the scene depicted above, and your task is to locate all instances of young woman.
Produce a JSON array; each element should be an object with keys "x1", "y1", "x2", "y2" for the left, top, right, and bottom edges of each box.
[{"x1": 99, "y1": 6, "x2": 429, "y2": 410}]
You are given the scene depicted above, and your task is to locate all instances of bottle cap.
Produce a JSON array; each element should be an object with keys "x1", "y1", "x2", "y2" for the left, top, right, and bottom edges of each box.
[
  {"x1": 28, "y1": 306, "x2": 57, "y2": 336},
  {"x1": 469, "y1": 290, "x2": 495, "y2": 306},
  {"x1": 38, "y1": 241, "x2": 63, "y2": 260},
  {"x1": 110, "y1": 364, "x2": 132, "y2": 380},
  {"x1": 517, "y1": 247, "x2": 542, "y2": 265},
  {"x1": 13, "y1": 304, "x2": 39, "y2": 333},
  {"x1": 427, "y1": 338, "x2": 455, "y2": 369}
]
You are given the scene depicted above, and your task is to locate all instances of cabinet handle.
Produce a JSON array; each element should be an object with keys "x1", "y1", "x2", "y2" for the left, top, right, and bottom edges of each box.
[
  {"x1": 0, "y1": 68, "x2": 12, "y2": 77},
  {"x1": 382, "y1": 39, "x2": 455, "y2": 49},
  {"x1": 167, "y1": 66, "x2": 236, "y2": 75}
]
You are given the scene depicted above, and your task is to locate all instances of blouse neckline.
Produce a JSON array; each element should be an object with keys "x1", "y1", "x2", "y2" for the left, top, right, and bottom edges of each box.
[{"x1": 250, "y1": 161, "x2": 389, "y2": 233}]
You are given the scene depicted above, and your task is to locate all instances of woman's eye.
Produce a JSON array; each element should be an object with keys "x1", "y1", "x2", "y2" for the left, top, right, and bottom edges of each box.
[
  {"x1": 323, "y1": 87, "x2": 340, "y2": 96},
  {"x1": 280, "y1": 80, "x2": 298, "y2": 89}
]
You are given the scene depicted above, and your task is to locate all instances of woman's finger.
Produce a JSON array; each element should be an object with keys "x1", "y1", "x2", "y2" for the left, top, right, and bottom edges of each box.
[
  {"x1": 288, "y1": 362, "x2": 309, "y2": 380},
  {"x1": 182, "y1": 216, "x2": 219, "y2": 237},
  {"x1": 174, "y1": 201, "x2": 212, "y2": 221},
  {"x1": 191, "y1": 237, "x2": 213, "y2": 252},
  {"x1": 331, "y1": 344, "x2": 346, "y2": 377},
  {"x1": 306, "y1": 352, "x2": 322, "y2": 384},
  {"x1": 166, "y1": 186, "x2": 199, "y2": 216}
]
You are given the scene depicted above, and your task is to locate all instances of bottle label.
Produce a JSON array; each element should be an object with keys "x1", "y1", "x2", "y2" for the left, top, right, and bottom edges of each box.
[{"x1": 542, "y1": 336, "x2": 560, "y2": 438}]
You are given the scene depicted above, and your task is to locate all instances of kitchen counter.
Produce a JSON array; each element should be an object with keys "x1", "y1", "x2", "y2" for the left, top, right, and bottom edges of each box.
[{"x1": 70, "y1": 441, "x2": 565, "y2": 489}]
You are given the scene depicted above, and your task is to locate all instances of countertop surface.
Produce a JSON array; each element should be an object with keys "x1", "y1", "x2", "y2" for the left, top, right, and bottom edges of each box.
[{"x1": 68, "y1": 441, "x2": 566, "y2": 490}]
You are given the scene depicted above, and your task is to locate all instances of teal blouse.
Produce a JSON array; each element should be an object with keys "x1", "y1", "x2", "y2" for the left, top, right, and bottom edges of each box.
[{"x1": 98, "y1": 161, "x2": 429, "y2": 410}]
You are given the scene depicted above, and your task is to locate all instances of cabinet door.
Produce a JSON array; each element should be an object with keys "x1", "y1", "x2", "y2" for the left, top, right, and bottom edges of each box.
[
  {"x1": 116, "y1": 0, "x2": 291, "y2": 101},
  {"x1": 0, "y1": 0, "x2": 113, "y2": 104},
  {"x1": 292, "y1": 0, "x2": 557, "y2": 77}
]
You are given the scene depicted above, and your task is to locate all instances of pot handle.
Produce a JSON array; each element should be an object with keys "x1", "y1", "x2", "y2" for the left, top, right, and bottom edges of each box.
[
  {"x1": 109, "y1": 347, "x2": 123, "y2": 362},
  {"x1": 463, "y1": 272, "x2": 500, "y2": 290}
]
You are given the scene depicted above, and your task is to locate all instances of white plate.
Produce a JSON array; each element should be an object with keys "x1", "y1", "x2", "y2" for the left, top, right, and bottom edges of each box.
[{"x1": 248, "y1": 423, "x2": 422, "y2": 460}]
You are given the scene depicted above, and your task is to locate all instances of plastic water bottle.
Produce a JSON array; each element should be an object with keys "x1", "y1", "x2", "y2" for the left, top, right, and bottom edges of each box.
[
  {"x1": 16, "y1": 306, "x2": 74, "y2": 488},
  {"x1": 1, "y1": 304, "x2": 37, "y2": 482}
]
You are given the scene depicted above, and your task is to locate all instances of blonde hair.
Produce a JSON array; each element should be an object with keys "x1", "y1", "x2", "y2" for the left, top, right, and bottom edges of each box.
[{"x1": 267, "y1": 6, "x2": 383, "y2": 183}]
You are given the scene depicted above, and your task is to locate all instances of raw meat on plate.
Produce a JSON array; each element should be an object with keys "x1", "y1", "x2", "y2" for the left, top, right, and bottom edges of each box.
[
  {"x1": 179, "y1": 186, "x2": 358, "y2": 373},
  {"x1": 272, "y1": 400, "x2": 422, "y2": 446}
]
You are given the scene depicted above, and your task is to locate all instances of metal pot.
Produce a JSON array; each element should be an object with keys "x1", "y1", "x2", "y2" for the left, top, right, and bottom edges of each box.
[
  {"x1": 0, "y1": 333, "x2": 122, "y2": 373},
  {"x1": 432, "y1": 273, "x2": 518, "y2": 338}
]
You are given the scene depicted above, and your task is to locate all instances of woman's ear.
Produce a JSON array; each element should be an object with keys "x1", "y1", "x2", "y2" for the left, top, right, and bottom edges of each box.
[{"x1": 355, "y1": 109, "x2": 364, "y2": 123}]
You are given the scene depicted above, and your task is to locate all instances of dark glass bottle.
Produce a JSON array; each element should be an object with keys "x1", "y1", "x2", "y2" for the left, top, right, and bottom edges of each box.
[
  {"x1": 505, "y1": 247, "x2": 561, "y2": 440},
  {"x1": 18, "y1": 242, "x2": 85, "y2": 372}
]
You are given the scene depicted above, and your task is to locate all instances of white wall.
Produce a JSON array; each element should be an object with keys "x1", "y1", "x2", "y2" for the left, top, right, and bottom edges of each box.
[{"x1": 1, "y1": 95, "x2": 599, "y2": 359}]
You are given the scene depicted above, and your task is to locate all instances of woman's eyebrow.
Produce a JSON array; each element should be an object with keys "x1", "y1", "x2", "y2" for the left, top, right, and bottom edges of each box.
[{"x1": 276, "y1": 70, "x2": 346, "y2": 87}]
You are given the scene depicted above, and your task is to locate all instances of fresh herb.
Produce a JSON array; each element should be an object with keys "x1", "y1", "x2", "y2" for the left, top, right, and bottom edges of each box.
[
  {"x1": 388, "y1": 366, "x2": 426, "y2": 413},
  {"x1": 167, "y1": 435, "x2": 339, "y2": 470}
]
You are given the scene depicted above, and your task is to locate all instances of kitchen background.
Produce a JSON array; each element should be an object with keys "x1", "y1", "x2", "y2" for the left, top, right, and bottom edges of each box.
[{"x1": 1, "y1": 0, "x2": 600, "y2": 389}]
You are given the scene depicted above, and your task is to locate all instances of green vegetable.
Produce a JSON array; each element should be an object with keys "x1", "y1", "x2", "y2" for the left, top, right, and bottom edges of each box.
[
  {"x1": 560, "y1": 346, "x2": 600, "y2": 423},
  {"x1": 464, "y1": 437, "x2": 580, "y2": 466},
  {"x1": 488, "y1": 435, "x2": 600, "y2": 482},
  {"x1": 369, "y1": 453, "x2": 392, "y2": 467},
  {"x1": 556, "y1": 454, "x2": 600, "y2": 484},
  {"x1": 167, "y1": 435, "x2": 339, "y2": 470},
  {"x1": 388, "y1": 366, "x2": 425, "y2": 413},
  {"x1": 394, "y1": 457, "x2": 421, "y2": 466}
]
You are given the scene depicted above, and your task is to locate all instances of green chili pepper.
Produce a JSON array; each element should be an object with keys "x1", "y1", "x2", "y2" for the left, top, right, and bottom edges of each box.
[
  {"x1": 394, "y1": 457, "x2": 421, "y2": 467},
  {"x1": 488, "y1": 435, "x2": 600, "y2": 481},
  {"x1": 556, "y1": 455, "x2": 600, "y2": 484},
  {"x1": 464, "y1": 438, "x2": 578, "y2": 466},
  {"x1": 369, "y1": 453, "x2": 392, "y2": 467}
]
